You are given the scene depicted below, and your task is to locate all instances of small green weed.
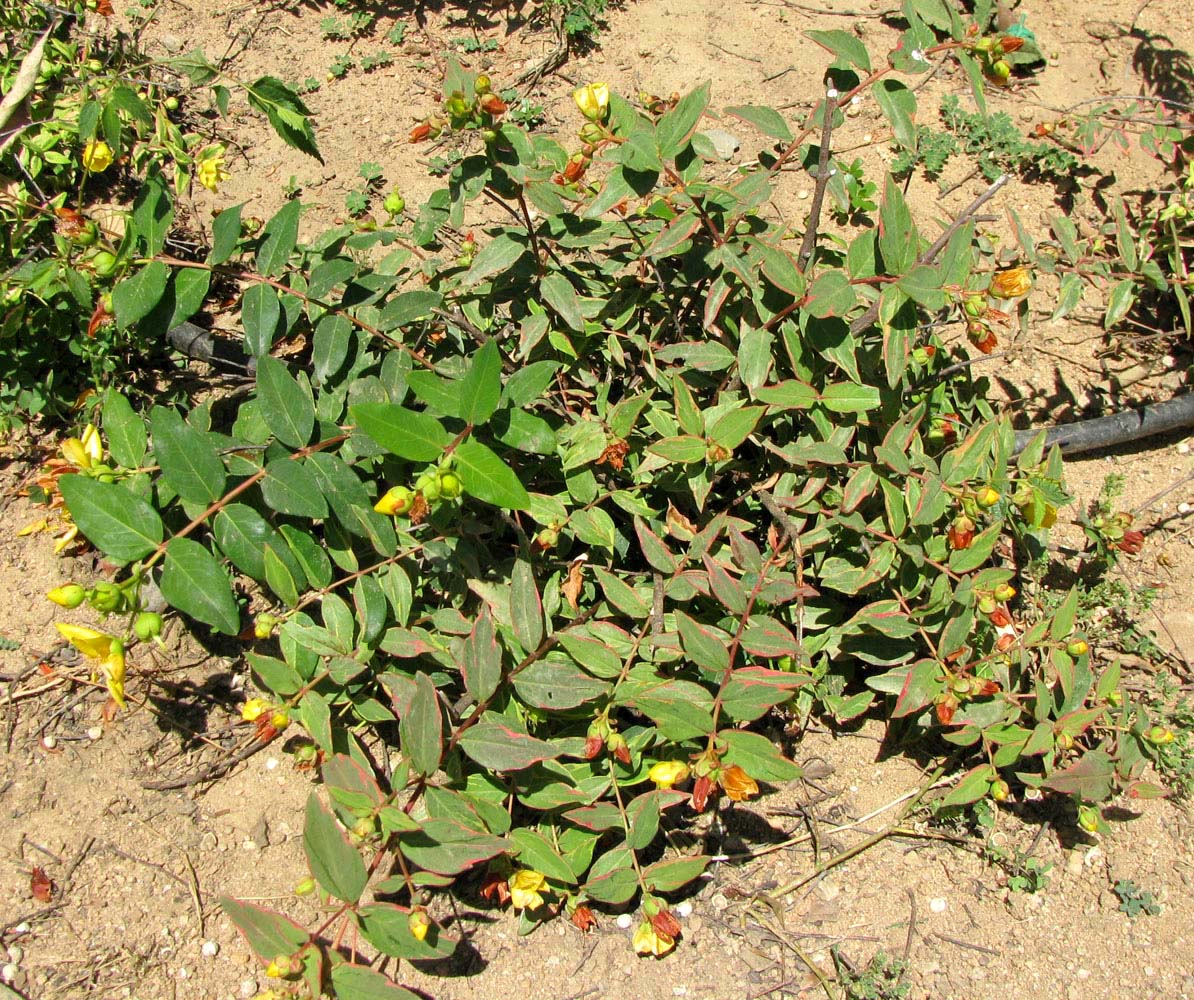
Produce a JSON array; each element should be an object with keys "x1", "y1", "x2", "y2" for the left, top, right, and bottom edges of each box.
[
  {"x1": 1113, "y1": 879, "x2": 1161, "y2": 917},
  {"x1": 836, "y1": 950, "x2": 910, "y2": 1000}
]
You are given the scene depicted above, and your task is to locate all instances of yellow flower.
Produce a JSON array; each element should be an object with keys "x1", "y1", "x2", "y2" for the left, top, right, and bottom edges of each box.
[
  {"x1": 196, "y1": 148, "x2": 231, "y2": 193},
  {"x1": 720, "y1": 764, "x2": 759, "y2": 801},
  {"x1": 988, "y1": 266, "x2": 1032, "y2": 299},
  {"x1": 648, "y1": 760, "x2": 690, "y2": 790},
  {"x1": 55, "y1": 624, "x2": 126, "y2": 707},
  {"x1": 508, "y1": 869, "x2": 547, "y2": 910},
  {"x1": 56, "y1": 622, "x2": 114, "y2": 659},
  {"x1": 632, "y1": 919, "x2": 675, "y2": 957},
  {"x1": 241, "y1": 697, "x2": 270, "y2": 722},
  {"x1": 61, "y1": 423, "x2": 103, "y2": 470},
  {"x1": 572, "y1": 82, "x2": 610, "y2": 122},
  {"x1": 82, "y1": 140, "x2": 114, "y2": 173},
  {"x1": 408, "y1": 907, "x2": 431, "y2": 942}
]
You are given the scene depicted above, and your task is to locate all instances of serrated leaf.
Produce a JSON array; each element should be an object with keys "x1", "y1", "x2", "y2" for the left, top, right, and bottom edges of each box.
[
  {"x1": 160, "y1": 537, "x2": 240, "y2": 634},
  {"x1": 59, "y1": 474, "x2": 163, "y2": 563}
]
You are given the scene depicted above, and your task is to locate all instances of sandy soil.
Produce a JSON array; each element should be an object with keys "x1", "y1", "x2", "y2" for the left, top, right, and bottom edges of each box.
[{"x1": 3, "y1": 1, "x2": 1194, "y2": 998}]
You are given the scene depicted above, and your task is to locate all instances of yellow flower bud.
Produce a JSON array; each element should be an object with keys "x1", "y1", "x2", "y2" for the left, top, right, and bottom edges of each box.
[
  {"x1": 47, "y1": 584, "x2": 86, "y2": 608},
  {"x1": 374, "y1": 485, "x2": 415, "y2": 516},
  {"x1": 572, "y1": 82, "x2": 610, "y2": 122},
  {"x1": 632, "y1": 919, "x2": 675, "y2": 957},
  {"x1": 408, "y1": 907, "x2": 431, "y2": 941},
  {"x1": 648, "y1": 760, "x2": 690, "y2": 790}
]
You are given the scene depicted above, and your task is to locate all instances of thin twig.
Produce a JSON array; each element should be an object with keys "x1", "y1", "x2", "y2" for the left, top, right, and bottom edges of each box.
[
  {"x1": 932, "y1": 932, "x2": 1002, "y2": 956},
  {"x1": 140, "y1": 737, "x2": 272, "y2": 790},
  {"x1": 798, "y1": 97, "x2": 839, "y2": 271}
]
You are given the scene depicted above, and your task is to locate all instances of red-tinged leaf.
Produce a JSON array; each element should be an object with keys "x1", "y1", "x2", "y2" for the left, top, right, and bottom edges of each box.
[
  {"x1": 462, "y1": 606, "x2": 502, "y2": 704},
  {"x1": 321, "y1": 753, "x2": 385, "y2": 813},
  {"x1": 721, "y1": 665, "x2": 810, "y2": 722},
  {"x1": 937, "y1": 764, "x2": 996, "y2": 808},
  {"x1": 400, "y1": 671, "x2": 443, "y2": 778},
  {"x1": 892, "y1": 659, "x2": 945, "y2": 718},
  {"x1": 220, "y1": 897, "x2": 310, "y2": 962},
  {"x1": 674, "y1": 609, "x2": 731, "y2": 673},
  {"x1": 380, "y1": 628, "x2": 439, "y2": 658},
  {"x1": 739, "y1": 617, "x2": 801, "y2": 658},
  {"x1": 330, "y1": 962, "x2": 423, "y2": 1000},
  {"x1": 304, "y1": 792, "x2": 368, "y2": 903},
  {"x1": 563, "y1": 802, "x2": 624, "y2": 831},
  {"x1": 458, "y1": 717, "x2": 562, "y2": 771},
  {"x1": 510, "y1": 559, "x2": 544, "y2": 652},
  {"x1": 1042, "y1": 749, "x2": 1116, "y2": 801},
  {"x1": 396, "y1": 819, "x2": 511, "y2": 876},
  {"x1": 1126, "y1": 780, "x2": 1169, "y2": 800},
  {"x1": 357, "y1": 902, "x2": 458, "y2": 959},
  {"x1": 717, "y1": 729, "x2": 802, "y2": 782},
  {"x1": 30, "y1": 866, "x2": 52, "y2": 902},
  {"x1": 635, "y1": 517, "x2": 678, "y2": 573},
  {"x1": 702, "y1": 554, "x2": 747, "y2": 615},
  {"x1": 643, "y1": 855, "x2": 710, "y2": 892}
]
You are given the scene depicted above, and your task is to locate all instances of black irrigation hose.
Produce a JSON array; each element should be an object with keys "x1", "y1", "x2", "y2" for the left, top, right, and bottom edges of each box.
[
  {"x1": 165, "y1": 318, "x2": 1194, "y2": 458},
  {"x1": 167, "y1": 321, "x2": 256, "y2": 375},
  {"x1": 1012, "y1": 391, "x2": 1194, "y2": 456}
]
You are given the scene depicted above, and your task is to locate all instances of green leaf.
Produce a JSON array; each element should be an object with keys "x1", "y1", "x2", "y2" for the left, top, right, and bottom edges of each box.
[
  {"x1": 241, "y1": 283, "x2": 282, "y2": 357},
  {"x1": 459, "y1": 339, "x2": 502, "y2": 425},
  {"x1": 647, "y1": 435, "x2": 707, "y2": 464},
  {"x1": 721, "y1": 666, "x2": 807, "y2": 722},
  {"x1": 215, "y1": 504, "x2": 275, "y2": 580},
  {"x1": 657, "y1": 82, "x2": 710, "y2": 160},
  {"x1": 256, "y1": 355, "x2": 315, "y2": 448},
  {"x1": 358, "y1": 902, "x2": 458, "y2": 959},
  {"x1": 377, "y1": 289, "x2": 442, "y2": 331},
  {"x1": 453, "y1": 440, "x2": 530, "y2": 510},
  {"x1": 150, "y1": 407, "x2": 225, "y2": 504},
  {"x1": 938, "y1": 764, "x2": 996, "y2": 807},
  {"x1": 59, "y1": 474, "x2": 163, "y2": 563},
  {"x1": 313, "y1": 314, "x2": 352, "y2": 384},
  {"x1": 219, "y1": 897, "x2": 308, "y2": 961},
  {"x1": 330, "y1": 963, "x2": 422, "y2": 1000},
  {"x1": 1104, "y1": 279, "x2": 1136, "y2": 328},
  {"x1": 510, "y1": 828, "x2": 577, "y2": 884},
  {"x1": 718, "y1": 730, "x2": 803, "y2": 782},
  {"x1": 806, "y1": 28, "x2": 872, "y2": 71},
  {"x1": 458, "y1": 718, "x2": 560, "y2": 771},
  {"x1": 513, "y1": 659, "x2": 607, "y2": 710},
  {"x1": 167, "y1": 267, "x2": 211, "y2": 331},
  {"x1": 304, "y1": 792, "x2": 368, "y2": 902},
  {"x1": 102, "y1": 390, "x2": 147, "y2": 469},
  {"x1": 246, "y1": 76, "x2": 321, "y2": 162},
  {"x1": 263, "y1": 543, "x2": 301, "y2": 607},
  {"x1": 209, "y1": 203, "x2": 243, "y2": 266},
  {"x1": 395, "y1": 819, "x2": 511, "y2": 876},
  {"x1": 510, "y1": 560, "x2": 544, "y2": 652},
  {"x1": 462, "y1": 606, "x2": 502, "y2": 704},
  {"x1": 879, "y1": 174, "x2": 918, "y2": 274},
  {"x1": 643, "y1": 855, "x2": 709, "y2": 892},
  {"x1": 400, "y1": 672, "x2": 443, "y2": 777},
  {"x1": 540, "y1": 272, "x2": 585, "y2": 332},
  {"x1": 821, "y1": 381, "x2": 881, "y2": 413},
  {"x1": 874, "y1": 79, "x2": 917, "y2": 151},
  {"x1": 350, "y1": 403, "x2": 450, "y2": 461},
  {"x1": 131, "y1": 167, "x2": 173, "y2": 256},
  {"x1": 725, "y1": 104, "x2": 793, "y2": 142},
  {"x1": 466, "y1": 234, "x2": 527, "y2": 286},
  {"x1": 160, "y1": 537, "x2": 241, "y2": 634},
  {"x1": 674, "y1": 610, "x2": 730, "y2": 673},
  {"x1": 112, "y1": 260, "x2": 169, "y2": 329},
  {"x1": 256, "y1": 199, "x2": 302, "y2": 277},
  {"x1": 261, "y1": 458, "x2": 328, "y2": 518},
  {"x1": 805, "y1": 270, "x2": 857, "y2": 318}
]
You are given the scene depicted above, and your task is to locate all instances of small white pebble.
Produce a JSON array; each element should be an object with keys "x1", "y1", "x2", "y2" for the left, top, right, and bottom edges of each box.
[
  {"x1": 7, "y1": 945, "x2": 23, "y2": 964},
  {"x1": 1179, "y1": 502, "x2": 1191, "y2": 515},
  {"x1": 12, "y1": 924, "x2": 29, "y2": 935},
  {"x1": 862, "y1": 133, "x2": 873, "y2": 143},
  {"x1": 615, "y1": 913, "x2": 634, "y2": 929},
  {"x1": 851, "y1": 94, "x2": 861, "y2": 105},
  {"x1": 201, "y1": 941, "x2": 220, "y2": 958},
  {"x1": 1179, "y1": 442, "x2": 1190, "y2": 454},
  {"x1": 1, "y1": 964, "x2": 16, "y2": 984},
  {"x1": 177, "y1": 967, "x2": 190, "y2": 980},
  {"x1": 86, "y1": 726, "x2": 103, "y2": 741},
  {"x1": 239, "y1": 978, "x2": 258, "y2": 999},
  {"x1": 826, "y1": 87, "x2": 839, "y2": 99},
  {"x1": 676, "y1": 901, "x2": 694, "y2": 918},
  {"x1": 798, "y1": 190, "x2": 810, "y2": 200},
  {"x1": 40, "y1": 735, "x2": 57, "y2": 750},
  {"x1": 265, "y1": 757, "x2": 279, "y2": 771},
  {"x1": 929, "y1": 897, "x2": 948, "y2": 913}
]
